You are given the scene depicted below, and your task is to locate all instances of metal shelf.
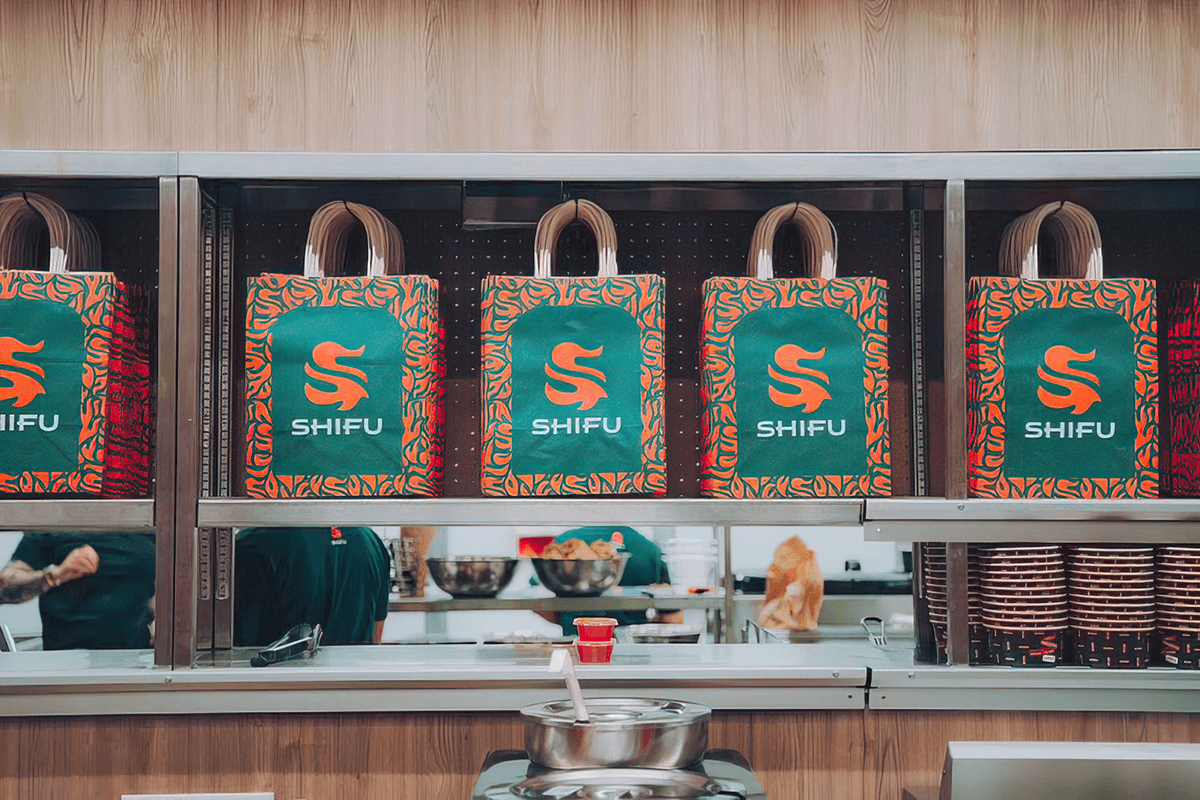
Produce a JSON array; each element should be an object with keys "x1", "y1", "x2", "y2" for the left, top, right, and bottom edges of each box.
[
  {"x1": 388, "y1": 588, "x2": 729, "y2": 613},
  {"x1": 178, "y1": 150, "x2": 1200, "y2": 181},
  {"x1": 197, "y1": 498, "x2": 864, "y2": 528},
  {"x1": 0, "y1": 499, "x2": 155, "y2": 531},
  {"x1": 865, "y1": 499, "x2": 1200, "y2": 543},
  {"x1": 0, "y1": 150, "x2": 177, "y2": 177}
]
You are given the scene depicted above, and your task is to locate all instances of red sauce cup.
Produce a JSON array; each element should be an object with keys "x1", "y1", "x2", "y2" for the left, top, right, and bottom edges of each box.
[
  {"x1": 575, "y1": 639, "x2": 615, "y2": 664},
  {"x1": 575, "y1": 617, "x2": 618, "y2": 642}
]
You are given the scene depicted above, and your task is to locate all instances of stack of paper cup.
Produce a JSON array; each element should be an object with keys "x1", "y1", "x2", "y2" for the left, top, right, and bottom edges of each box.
[{"x1": 666, "y1": 538, "x2": 719, "y2": 589}]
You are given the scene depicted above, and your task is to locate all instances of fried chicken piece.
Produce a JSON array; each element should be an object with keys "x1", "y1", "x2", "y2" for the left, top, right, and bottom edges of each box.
[{"x1": 589, "y1": 540, "x2": 616, "y2": 559}]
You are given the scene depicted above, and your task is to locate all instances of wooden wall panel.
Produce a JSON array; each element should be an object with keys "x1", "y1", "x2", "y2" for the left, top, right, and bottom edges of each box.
[
  {"x1": 0, "y1": 0, "x2": 218, "y2": 151},
  {"x1": 0, "y1": 0, "x2": 1196, "y2": 152}
]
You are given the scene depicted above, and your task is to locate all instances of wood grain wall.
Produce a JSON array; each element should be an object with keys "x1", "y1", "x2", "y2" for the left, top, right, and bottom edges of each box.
[
  {"x1": 2, "y1": 709, "x2": 1199, "y2": 800},
  {"x1": 0, "y1": 0, "x2": 1196, "y2": 152}
]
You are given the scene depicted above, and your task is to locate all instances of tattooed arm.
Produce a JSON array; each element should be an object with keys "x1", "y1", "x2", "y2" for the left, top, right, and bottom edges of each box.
[{"x1": 0, "y1": 545, "x2": 99, "y2": 604}]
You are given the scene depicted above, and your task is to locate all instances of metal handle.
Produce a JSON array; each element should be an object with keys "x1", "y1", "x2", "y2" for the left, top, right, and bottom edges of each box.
[
  {"x1": 303, "y1": 201, "x2": 406, "y2": 278},
  {"x1": 533, "y1": 199, "x2": 619, "y2": 278},
  {"x1": 549, "y1": 646, "x2": 590, "y2": 723},
  {"x1": 999, "y1": 200, "x2": 1104, "y2": 281},
  {"x1": 746, "y1": 201, "x2": 838, "y2": 280}
]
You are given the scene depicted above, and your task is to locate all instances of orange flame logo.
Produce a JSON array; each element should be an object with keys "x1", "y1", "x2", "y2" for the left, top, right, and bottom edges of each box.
[
  {"x1": 1037, "y1": 345, "x2": 1101, "y2": 415},
  {"x1": 0, "y1": 337, "x2": 46, "y2": 408},
  {"x1": 304, "y1": 342, "x2": 369, "y2": 411},
  {"x1": 544, "y1": 343, "x2": 607, "y2": 411},
  {"x1": 767, "y1": 344, "x2": 831, "y2": 412}
]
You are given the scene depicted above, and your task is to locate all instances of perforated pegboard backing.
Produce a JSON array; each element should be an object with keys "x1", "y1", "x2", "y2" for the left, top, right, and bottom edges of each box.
[{"x1": 225, "y1": 203, "x2": 914, "y2": 497}]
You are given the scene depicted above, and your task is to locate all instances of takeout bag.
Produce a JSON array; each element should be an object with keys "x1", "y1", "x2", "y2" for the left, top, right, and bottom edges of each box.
[
  {"x1": 480, "y1": 199, "x2": 665, "y2": 496},
  {"x1": 700, "y1": 202, "x2": 890, "y2": 497},
  {"x1": 0, "y1": 192, "x2": 151, "y2": 496},
  {"x1": 758, "y1": 536, "x2": 823, "y2": 631},
  {"x1": 245, "y1": 201, "x2": 443, "y2": 497},
  {"x1": 967, "y1": 201, "x2": 1157, "y2": 497},
  {"x1": 1166, "y1": 282, "x2": 1200, "y2": 496}
]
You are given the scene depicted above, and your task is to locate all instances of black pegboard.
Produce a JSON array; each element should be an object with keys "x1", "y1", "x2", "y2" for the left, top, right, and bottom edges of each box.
[{"x1": 224, "y1": 203, "x2": 918, "y2": 497}]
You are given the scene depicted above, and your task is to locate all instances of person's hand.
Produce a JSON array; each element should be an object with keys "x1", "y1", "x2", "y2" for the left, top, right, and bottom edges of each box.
[{"x1": 51, "y1": 545, "x2": 99, "y2": 584}]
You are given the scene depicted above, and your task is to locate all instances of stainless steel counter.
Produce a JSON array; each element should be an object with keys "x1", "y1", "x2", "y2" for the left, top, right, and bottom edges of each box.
[
  {"x1": 2, "y1": 643, "x2": 1197, "y2": 717},
  {"x1": 0, "y1": 644, "x2": 867, "y2": 717}
]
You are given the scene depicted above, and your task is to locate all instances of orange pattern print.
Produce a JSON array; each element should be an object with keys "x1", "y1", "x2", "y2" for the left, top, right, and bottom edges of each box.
[
  {"x1": 699, "y1": 276, "x2": 890, "y2": 498},
  {"x1": 967, "y1": 277, "x2": 1158, "y2": 498},
  {"x1": 245, "y1": 274, "x2": 443, "y2": 498},
  {"x1": 480, "y1": 275, "x2": 666, "y2": 496}
]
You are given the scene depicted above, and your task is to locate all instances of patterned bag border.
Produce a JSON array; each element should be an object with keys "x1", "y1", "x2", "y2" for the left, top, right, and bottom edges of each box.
[
  {"x1": 0, "y1": 272, "x2": 119, "y2": 495},
  {"x1": 480, "y1": 274, "x2": 666, "y2": 496},
  {"x1": 245, "y1": 273, "x2": 443, "y2": 498},
  {"x1": 967, "y1": 277, "x2": 1158, "y2": 498},
  {"x1": 699, "y1": 276, "x2": 890, "y2": 498}
]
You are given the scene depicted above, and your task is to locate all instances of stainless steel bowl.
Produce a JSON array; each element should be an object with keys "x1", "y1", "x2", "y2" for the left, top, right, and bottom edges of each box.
[
  {"x1": 627, "y1": 623, "x2": 703, "y2": 644},
  {"x1": 531, "y1": 555, "x2": 629, "y2": 597},
  {"x1": 521, "y1": 697, "x2": 710, "y2": 769},
  {"x1": 425, "y1": 557, "x2": 518, "y2": 598}
]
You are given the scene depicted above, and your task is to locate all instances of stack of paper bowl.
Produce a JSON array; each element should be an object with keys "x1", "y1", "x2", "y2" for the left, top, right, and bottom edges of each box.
[
  {"x1": 967, "y1": 544, "x2": 986, "y2": 664},
  {"x1": 1066, "y1": 545, "x2": 1155, "y2": 668},
  {"x1": 922, "y1": 543, "x2": 948, "y2": 662},
  {"x1": 923, "y1": 544, "x2": 987, "y2": 664},
  {"x1": 979, "y1": 545, "x2": 1067, "y2": 667},
  {"x1": 1156, "y1": 546, "x2": 1200, "y2": 669}
]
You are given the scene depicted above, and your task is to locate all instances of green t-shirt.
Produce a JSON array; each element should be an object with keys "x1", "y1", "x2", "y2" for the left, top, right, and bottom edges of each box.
[
  {"x1": 12, "y1": 531, "x2": 155, "y2": 651},
  {"x1": 548, "y1": 526, "x2": 670, "y2": 636},
  {"x1": 234, "y1": 527, "x2": 391, "y2": 647}
]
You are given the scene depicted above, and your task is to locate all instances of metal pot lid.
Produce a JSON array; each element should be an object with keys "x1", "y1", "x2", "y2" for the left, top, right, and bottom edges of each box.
[
  {"x1": 521, "y1": 698, "x2": 710, "y2": 729},
  {"x1": 510, "y1": 767, "x2": 745, "y2": 799}
]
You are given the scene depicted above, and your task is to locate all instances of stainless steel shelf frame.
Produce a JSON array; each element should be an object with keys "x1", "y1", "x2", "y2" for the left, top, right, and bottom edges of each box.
[
  {"x1": 167, "y1": 150, "x2": 1200, "y2": 669},
  {"x1": 388, "y1": 590, "x2": 727, "y2": 613},
  {"x1": 0, "y1": 156, "x2": 180, "y2": 668},
  {"x1": 197, "y1": 498, "x2": 865, "y2": 528}
]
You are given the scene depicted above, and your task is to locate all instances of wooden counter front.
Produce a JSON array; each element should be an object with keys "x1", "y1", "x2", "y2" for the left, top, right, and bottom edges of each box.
[{"x1": 4, "y1": 709, "x2": 1199, "y2": 800}]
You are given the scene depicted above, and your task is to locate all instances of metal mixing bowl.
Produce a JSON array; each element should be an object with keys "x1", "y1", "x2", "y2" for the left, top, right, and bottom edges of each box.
[
  {"x1": 531, "y1": 555, "x2": 629, "y2": 597},
  {"x1": 522, "y1": 697, "x2": 710, "y2": 769},
  {"x1": 425, "y1": 557, "x2": 518, "y2": 598}
]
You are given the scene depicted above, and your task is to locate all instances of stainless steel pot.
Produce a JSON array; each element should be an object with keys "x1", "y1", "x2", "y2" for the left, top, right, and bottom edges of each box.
[{"x1": 521, "y1": 697, "x2": 710, "y2": 769}]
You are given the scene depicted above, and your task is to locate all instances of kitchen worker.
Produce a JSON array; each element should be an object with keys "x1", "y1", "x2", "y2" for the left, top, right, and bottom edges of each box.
[
  {"x1": 0, "y1": 531, "x2": 156, "y2": 650},
  {"x1": 233, "y1": 526, "x2": 391, "y2": 647},
  {"x1": 539, "y1": 526, "x2": 684, "y2": 636}
]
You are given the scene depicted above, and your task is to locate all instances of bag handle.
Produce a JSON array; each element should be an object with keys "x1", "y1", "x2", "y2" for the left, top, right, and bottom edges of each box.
[
  {"x1": 533, "y1": 199, "x2": 618, "y2": 278},
  {"x1": 303, "y1": 201, "x2": 405, "y2": 278},
  {"x1": 746, "y1": 202, "x2": 837, "y2": 280},
  {"x1": 0, "y1": 192, "x2": 99, "y2": 274},
  {"x1": 999, "y1": 201, "x2": 1103, "y2": 281}
]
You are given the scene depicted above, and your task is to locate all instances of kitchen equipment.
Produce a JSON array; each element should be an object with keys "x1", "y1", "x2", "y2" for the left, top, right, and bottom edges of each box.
[
  {"x1": 861, "y1": 616, "x2": 887, "y2": 647},
  {"x1": 531, "y1": 555, "x2": 628, "y2": 597},
  {"x1": 574, "y1": 617, "x2": 617, "y2": 642},
  {"x1": 627, "y1": 623, "x2": 703, "y2": 644},
  {"x1": 521, "y1": 697, "x2": 710, "y2": 770},
  {"x1": 548, "y1": 646, "x2": 589, "y2": 721},
  {"x1": 250, "y1": 623, "x2": 322, "y2": 667},
  {"x1": 425, "y1": 556, "x2": 518, "y2": 598},
  {"x1": 665, "y1": 538, "x2": 719, "y2": 589},
  {"x1": 471, "y1": 749, "x2": 766, "y2": 800}
]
